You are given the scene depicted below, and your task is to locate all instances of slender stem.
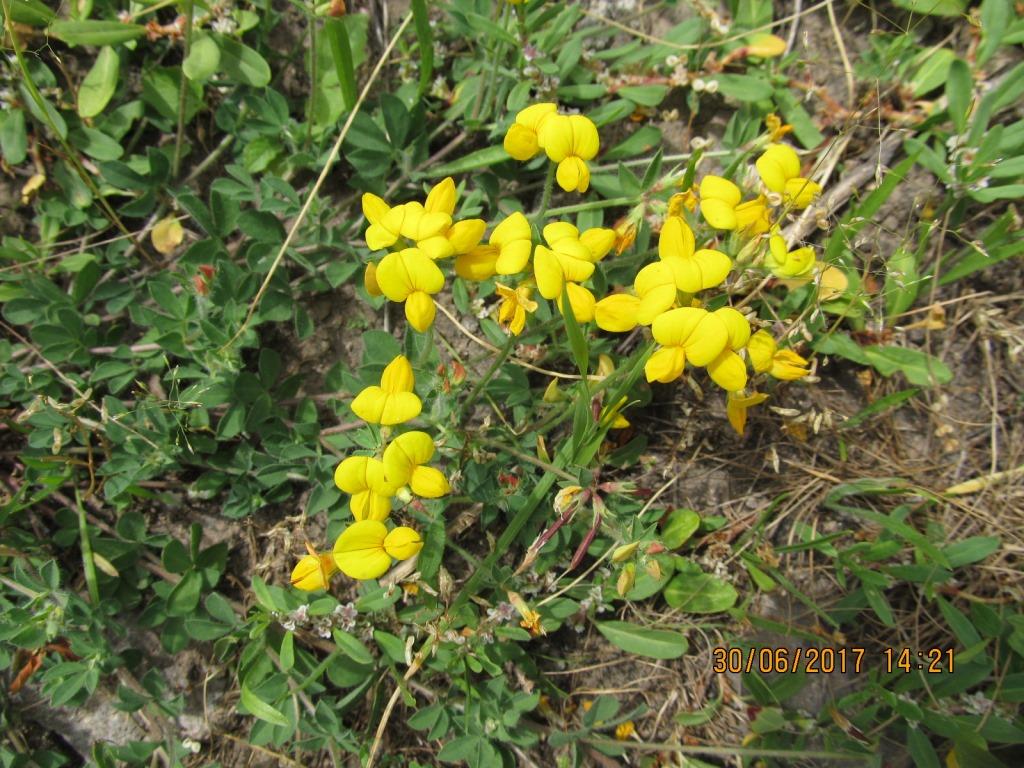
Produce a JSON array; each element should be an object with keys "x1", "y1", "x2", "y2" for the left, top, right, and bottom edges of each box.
[
  {"x1": 461, "y1": 335, "x2": 514, "y2": 416},
  {"x1": 173, "y1": 0, "x2": 195, "y2": 178},
  {"x1": 75, "y1": 488, "x2": 100, "y2": 605},
  {"x1": 544, "y1": 195, "x2": 636, "y2": 218},
  {"x1": 306, "y1": 18, "x2": 317, "y2": 148},
  {"x1": 533, "y1": 162, "x2": 557, "y2": 224}
]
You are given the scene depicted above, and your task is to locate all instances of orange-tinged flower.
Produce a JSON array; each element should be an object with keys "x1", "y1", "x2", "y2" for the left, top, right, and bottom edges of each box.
[{"x1": 291, "y1": 548, "x2": 339, "y2": 591}]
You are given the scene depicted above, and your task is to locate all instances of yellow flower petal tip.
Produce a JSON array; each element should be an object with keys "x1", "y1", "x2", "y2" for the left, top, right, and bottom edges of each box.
[{"x1": 291, "y1": 553, "x2": 338, "y2": 591}]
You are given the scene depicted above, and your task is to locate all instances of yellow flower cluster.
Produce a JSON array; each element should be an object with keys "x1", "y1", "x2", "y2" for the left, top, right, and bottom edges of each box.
[
  {"x1": 503, "y1": 103, "x2": 600, "y2": 193},
  {"x1": 291, "y1": 355, "x2": 450, "y2": 588}
]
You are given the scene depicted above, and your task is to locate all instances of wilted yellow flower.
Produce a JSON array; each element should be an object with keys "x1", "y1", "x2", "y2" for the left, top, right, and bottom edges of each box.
[
  {"x1": 766, "y1": 234, "x2": 815, "y2": 278},
  {"x1": 668, "y1": 186, "x2": 698, "y2": 217},
  {"x1": 537, "y1": 114, "x2": 600, "y2": 193},
  {"x1": 291, "y1": 548, "x2": 339, "y2": 591},
  {"x1": 645, "y1": 307, "x2": 730, "y2": 384},
  {"x1": 375, "y1": 247, "x2": 445, "y2": 331},
  {"x1": 765, "y1": 113, "x2": 793, "y2": 142},
  {"x1": 333, "y1": 520, "x2": 423, "y2": 580},
  {"x1": 495, "y1": 282, "x2": 538, "y2": 335},
  {"x1": 746, "y1": 33, "x2": 786, "y2": 58},
  {"x1": 351, "y1": 354, "x2": 422, "y2": 425},
  {"x1": 334, "y1": 455, "x2": 398, "y2": 521},
  {"x1": 382, "y1": 431, "x2": 451, "y2": 498},
  {"x1": 771, "y1": 349, "x2": 811, "y2": 380},
  {"x1": 756, "y1": 144, "x2": 821, "y2": 209},
  {"x1": 726, "y1": 390, "x2": 769, "y2": 435},
  {"x1": 659, "y1": 216, "x2": 732, "y2": 293},
  {"x1": 364, "y1": 262, "x2": 382, "y2": 296},
  {"x1": 615, "y1": 721, "x2": 636, "y2": 741},
  {"x1": 705, "y1": 307, "x2": 751, "y2": 392},
  {"x1": 507, "y1": 591, "x2": 545, "y2": 636},
  {"x1": 504, "y1": 103, "x2": 557, "y2": 161}
]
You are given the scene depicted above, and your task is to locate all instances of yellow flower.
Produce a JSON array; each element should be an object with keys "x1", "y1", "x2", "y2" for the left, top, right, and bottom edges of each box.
[
  {"x1": 333, "y1": 520, "x2": 423, "y2": 580},
  {"x1": 351, "y1": 355, "x2": 422, "y2": 425},
  {"x1": 594, "y1": 293, "x2": 642, "y2": 333},
  {"x1": 601, "y1": 395, "x2": 631, "y2": 429},
  {"x1": 375, "y1": 248, "x2": 445, "y2": 331},
  {"x1": 765, "y1": 113, "x2": 793, "y2": 142},
  {"x1": 766, "y1": 234, "x2": 815, "y2": 278},
  {"x1": 593, "y1": 258, "x2": 681, "y2": 333},
  {"x1": 534, "y1": 224, "x2": 596, "y2": 301},
  {"x1": 698, "y1": 177, "x2": 771, "y2": 235},
  {"x1": 490, "y1": 212, "x2": 534, "y2": 275},
  {"x1": 416, "y1": 177, "x2": 487, "y2": 259},
  {"x1": 659, "y1": 216, "x2": 732, "y2": 293},
  {"x1": 290, "y1": 548, "x2": 339, "y2": 591},
  {"x1": 706, "y1": 307, "x2": 751, "y2": 392},
  {"x1": 726, "y1": 391, "x2": 769, "y2": 436},
  {"x1": 334, "y1": 456, "x2": 397, "y2": 521},
  {"x1": 746, "y1": 330, "x2": 811, "y2": 380},
  {"x1": 560, "y1": 282, "x2": 597, "y2": 323},
  {"x1": 507, "y1": 591, "x2": 545, "y2": 636},
  {"x1": 755, "y1": 144, "x2": 821, "y2": 208},
  {"x1": 668, "y1": 186, "x2": 698, "y2": 217},
  {"x1": 537, "y1": 114, "x2": 600, "y2": 193},
  {"x1": 504, "y1": 103, "x2": 557, "y2": 161},
  {"x1": 382, "y1": 431, "x2": 451, "y2": 498},
  {"x1": 645, "y1": 307, "x2": 730, "y2": 384},
  {"x1": 615, "y1": 721, "x2": 636, "y2": 741},
  {"x1": 362, "y1": 193, "x2": 406, "y2": 250},
  {"x1": 495, "y1": 282, "x2": 538, "y2": 336}
]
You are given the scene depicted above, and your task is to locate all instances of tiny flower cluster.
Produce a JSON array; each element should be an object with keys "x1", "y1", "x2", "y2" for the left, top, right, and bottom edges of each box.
[{"x1": 291, "y1": 355, "x2": 450, "y2": 588}]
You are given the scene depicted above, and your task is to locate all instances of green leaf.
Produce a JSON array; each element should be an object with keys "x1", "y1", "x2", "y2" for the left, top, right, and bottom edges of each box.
[
  {"x1": 863, "y1": 346, "x2": 953, "y2": 387},
  {"x1": 909, "y1": 48, "x2": 956, "y2": 96},
  {"x1": 279, "y1": 631, "x2": 294, "y2": 671},
  {"x1": 942, "y1": 536, "x2": 1001, "y2": 568},
  {"x1": 603, "y1": 125, "x2": 662, "y2": 162},
  {"x1": 841, "y1": 388, "x2": 920, "y2": 430},
  {"x1": 596, "y1": 620, "x2": 688, "y2": 659},
  {"x1": 324, "y1": 18, "x2": 357, "y2": 110},
  {"x1": 142, "y1": 68, "x2": 202, "y2": 123},
  {"x1": 945, "y1": 58, "x2": 972, "y2": 135},
  {"x1": 4, "y1": 0, "x2": 56, "y2": 25},
  {"x1": 714, "y1": 74, "x2": 772, "y2": 102},
  {"x1": 884, "y1": 247, "x2": 920, "y2": 320},
  {"x1": 617, "y1": 84, "x2": 668, "y2": 107},
  {"x1": 969, "y1": 184, "x2": 1024, "y2": 203},
  {"x1": 166, "y1": 570, "x2": 202, "y2": 616},
  {"x1": 662, "y1": 508, "x2": 700, "y2": 549},
  {"x1": 560, "y1": 287, "x2": 589, "y2": 379},
  {"x1": 182, "y1": 34, "x2": 220, "y2": 82},
  {"x1": 48, "y1": 20, "x2": 147, "y2": 46},
  {"x1": 77, "y1": 46, "x2": 119, "y2": 118},
  {"x1": 239, "y1": 683, "x2": 290, "y2": 727},
  {"x1": 333, "y1": 628, "x2": 374, "y2": 665},
  {"x1": 892, "y1": 0, "x2": 967, "y2": 16},
  {"x1": 977, "y1": 0, "x2": 1011, "y2": 66},
  {"x1": 663, "y1": 573, "x2": 738, "y2": 613},
  {"x1": 410, "y1": 0, "x2": 433, "y2": 96},
  {"x1": 423, "y1": 144, "x2": 509, "y2": 178},
  {"x1": 215, "y1": 36, "x2": 271, "y2": 87},
  {"x1": 0, "y1": 109, "x2": 28, "y2": 165}
]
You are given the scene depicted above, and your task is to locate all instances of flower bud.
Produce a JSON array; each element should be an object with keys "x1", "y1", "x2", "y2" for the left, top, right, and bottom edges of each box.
[
  {"x1": 612, "y1": 542, "x2": 640, "y2": 563},
  {"x1": 553, "y1": 485, "x2": 584, "y2": 515},
  {"x1": 616, "y1": 563, "x2": 636, "y2": 597}
]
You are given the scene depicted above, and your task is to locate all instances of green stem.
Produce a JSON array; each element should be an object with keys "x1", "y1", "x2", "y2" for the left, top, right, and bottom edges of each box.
[
  {"x1": 173, "y1": 0, "x2": 195, "y2": 178},
  {"x1": 514, "y1": 3, "x2": 529, "y2": 57},
  {"x1": 461, "y1": 335, "x2": 514, "y2": 416},
  {"x1": 306, "y1": 19, "x2": 317, "y2": 148},
  {"x1": 533, "y1": 162, "x2": 557, "y2": 225},
  {"x1": 544, "y1": 195, "x2": 636, "y2": 218},
  {"x1": 75, "y1": 488, "x2": 100, "y2": 605}
]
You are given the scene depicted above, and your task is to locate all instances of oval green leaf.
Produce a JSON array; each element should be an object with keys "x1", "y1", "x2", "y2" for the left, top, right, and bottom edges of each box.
[
  {"x1": 662, "y1": 508, "x2": 700, "y2": 549},
  {"x1": 182, "y1": 34, "x2": 221, "y2": 82},
  {"x1": 78, "y1": 46, "x2": 119, "y2": 118},
  {"x1": 49, "y1": 20, "x2": 147, "y2": 46},
  {"x1": 596, "y1": 620, "x2": 689, "y2": 659},
  {"x1": 663, "y1": 573, "x2": 738, "y2": 613},
  {"x1": 215, "y1": 36, "x2": 271, "y2": 87},
  {"x1": 239, "y1": 683, "x2": 290, "y2": 727}
]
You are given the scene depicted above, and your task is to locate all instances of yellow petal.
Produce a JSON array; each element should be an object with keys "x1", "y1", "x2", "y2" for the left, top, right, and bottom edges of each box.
[
  {"x1": 383, "y1": 526, "x2": 424, "y2": 561},
  {"x1": 699, "y1": 175, "x2": 742, "y2": 206},
  {"x1": 398, "y1": 203, "x2": 452, "y2": 241},
  {"x1": 543, "y1": 221, "x2": 580, "y2": 246},
  {"x1": 817, "y1": 265, "x2": 848, "y2": 301},
  {"x1": 456, "y1": 245, "x2": 499, "y2": 280},
  {"x1": 650, "y1": 306, "x2": 708, "y2": 347},
  {"x1": 538, "y1": 114, "x2": 572, "y2": 162},
  {"x1": 491, "y1": 211, "x2": 531, "y2": 246},
  {"x1": 333, "y1": 520, "x2": 391, "y2": 580},
  {"x1": 651, "y1": 308, "x2": 729, "y2": 366},
  {"x1": 516, "y1": 102, "x2": 558, "y2": 131},
  {"x1": 658, "y1": 216, "x2": 696, "y2": 260},
  {"x1": 784, "y1": 177, "x2": 821, "y2": 208},
  {"x1": 756, "y1": 144, "x2": 800, "y2": 192},
  {"x1": 563, "y1": 282, "x2": 596, "y2": 323},
  {"x1": 726, "y1": 391, "x2": 769, "y2": 435},
  {"x1": 556, "y1": 157, "x2": 590, "y2": 193},
  {"x1": 334, "y1": 455, "x2": 386, "y2": 493},
  {"x1": 291, "y1": 554, "x2": 338, "y2": 590},
  {"x1": 364, "y1": 262, "x2": 382, "y2": 296},
  {"x1": 405, "y1": 248, "x2": 446, "y2": 293},
  {"x1": 636, "y1": 285, "x2": 677, "y2": 325},
  {"x1": 594, "y1": 293, "x2": 641, "y2": 332},
  {"x1": 381, "y1": 355, "x2": 415, "y2": 393},
  {"x1": 361, "y1": 193, "x2": 390, "y2": 224},
  {"x1": 424, "y1": 177, "x2": 457, "y2": 215},
  {"x1": 771, "y1": 349, "x2": 810, "y2": 380},
  {"x1": 692, "y1": 248, "x2": 733, "y2": 291},
  {"x1": 410, "y1": 466, "x2": 450, "y2": 498},
  {"x1": 746, "y1": 330, "x2": 777, "y2": 374},
  {"x1": 504, "y1": 123, "x2": 540, "y2": 161},
  {"x1": 447, "y1": 219, "x2": 486, "y2": 254},
  {"x1": 707, "y1": 349, "x2": 748, "y2": 391},
  {"x1": 350, "y1": 490, "x2": 393, "y2": 522},
  {"x1": 746, "y1": 33, "x2": 787, "y2": 58},
  {"x1": 645, "y1": 346, "x2": 686, "y2": 383},
  {"x1": 496, "y1": 241, "x2": 533, "y2": 275},
  {"x1": 700, "y1": 199, "x2": 738, "y2": 230},
  {"x1": 382, "y1": 431, "x2": 435, "y2": 486},
  {"x1": 405, "y1": 291, "x2": 436, "y2": 332},
  {"x1": 580, "y1": 227, "x2": 616, "y2": 262},
  {"x1": 568, "y1": 115, "x2": 600, "y2": 159},
  {"x1": 734, "y1": 197, "x2": 771, "y2": 235},
  {"x1": 534, "y1": 245, "x2": 564, "y2": 300},
  {"x1": 417, "y1": 235, "x2": 455, "y2": 260},
  {"x1": 713, "y1": 307, "x2": 751, "y2": 350}
]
